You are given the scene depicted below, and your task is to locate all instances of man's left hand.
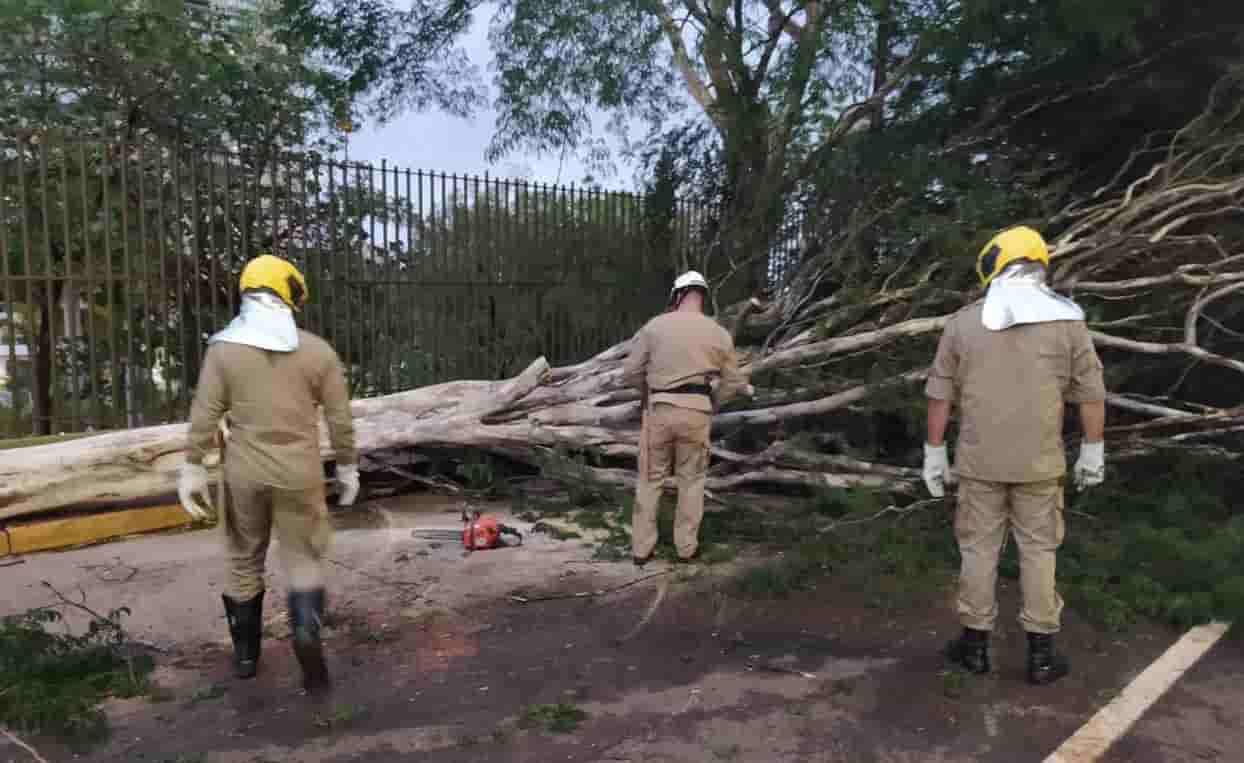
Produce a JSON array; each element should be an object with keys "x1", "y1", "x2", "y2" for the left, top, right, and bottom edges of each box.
[
  {"x1": 1074, "y1": 441, "x2": 1105, "y2": 490},
  {"x1": 336, "y1": 464, "x2": 360, "y2": 506}
]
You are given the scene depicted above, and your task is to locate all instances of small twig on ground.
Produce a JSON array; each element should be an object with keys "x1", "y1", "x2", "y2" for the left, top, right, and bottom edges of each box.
[
  {"x1": 611, "y1": 576, "x2": 669, "y2": 645},
  {"x1": 749, "y1": 662, "x2": 817, "y2": 679},
  {"x1": 816, "y1": 498, "x2": 942, "y2": 532},
  {"x1": 511, "y1": 570, "x2": 672, "y2": 604},
  {"x1": 1068, "y1": 510, "x2": 1102, "y2": 522},
  {"x1": 0, "y1": 559, "x2": 25, "y2": 568},
  {"x1": 384, "y1": 466, "x2": 462, "y2": 494},
  {"x1": 41, "y1": 581, "x2": 112, "y2": 623},
  {"x1": 127, "y1": 639, "x2": 171, "y2": 654},
  {"x1": 2, "y1": 725, "x2": 52, "y2": 763}
]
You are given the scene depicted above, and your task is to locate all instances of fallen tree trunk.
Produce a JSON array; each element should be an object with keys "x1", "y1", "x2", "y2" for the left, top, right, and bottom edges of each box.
[{"x1": 0, "y1": 338, "x2": 930, "y2": 519}]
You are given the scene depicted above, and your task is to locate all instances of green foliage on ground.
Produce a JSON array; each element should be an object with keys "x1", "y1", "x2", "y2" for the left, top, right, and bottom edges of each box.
[
  {"x1": 725, "y1": 450, "x2": 1244, "y2": 632},
  {"x1": 518, "y1": 702, "x2": 589, "y2": 734},
  {"x1": 1055, "y1": 451, "x2": 1244, "y2": 631},
  {"x1": 527, "y1": 434, "x2": 1243, "y2": 633},
  {"x1": 0, "y1": 604, "x2": 154, "y2": 745}
]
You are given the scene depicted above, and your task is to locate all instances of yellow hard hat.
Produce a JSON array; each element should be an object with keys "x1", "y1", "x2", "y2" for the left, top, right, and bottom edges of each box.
[
  {"x1": 238, "y1": 254, "x2": 308, "y2": 310},
  {"x1": 976, "y1": 226, "x2": 1050, "y2": 287}
]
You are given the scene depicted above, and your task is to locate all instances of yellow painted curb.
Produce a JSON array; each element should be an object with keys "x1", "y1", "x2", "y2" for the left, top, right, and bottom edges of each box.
[{"x1": 1, "y1": 504, "x2": 194, "y2": 556}]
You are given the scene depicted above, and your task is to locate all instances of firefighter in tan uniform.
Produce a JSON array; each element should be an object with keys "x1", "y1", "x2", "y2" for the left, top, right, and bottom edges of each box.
[
  {"x1": 924, "y1": 227, "x2": 1107, "y2": 686},
  {"x1": 623, "y1": 271, "x2": 747, "y2": 565},
  {"x1": 178, "y1": 255, "x2": 357, "y2": 694}
]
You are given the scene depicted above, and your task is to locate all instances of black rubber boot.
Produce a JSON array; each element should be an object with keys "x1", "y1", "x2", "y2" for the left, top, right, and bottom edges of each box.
[
  {"x1": 944, "y1": 627, "x2": 991, "y2": 675},
  {"x1": 1027, "y1": 632, "x2": 1069, "y2": 686},
  {"x1": 288, "y1": 589, "x2": 331, "y2": 694},
  {"x1": 222, "y1": 591, "x2": 264, "y2": 679}
]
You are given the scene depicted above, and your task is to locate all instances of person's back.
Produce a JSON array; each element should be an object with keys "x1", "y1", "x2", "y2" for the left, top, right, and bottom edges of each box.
[
  {"x1": 939, "y1": 302, "x2": 1102, "y2": 484},
  {"x1": 637, "y1": 310, "x2": 740, "y2": 412},
  {"x1": 190, "y1": 329, "x2": 352, "y2": 490}
]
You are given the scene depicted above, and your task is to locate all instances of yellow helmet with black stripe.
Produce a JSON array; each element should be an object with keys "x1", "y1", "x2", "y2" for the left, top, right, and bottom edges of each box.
[
  {"x1": 976, "y1": 226, "x2": 1050, "y2": 287},
  {"x1": 238, "y1": 254, "x2": 308, "y2": 310}
]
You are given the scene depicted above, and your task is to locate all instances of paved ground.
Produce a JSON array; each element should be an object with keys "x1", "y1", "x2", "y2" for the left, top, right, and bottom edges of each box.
[{"x1": 1, "y1": 494, "x2": 1238, "y2": 763}]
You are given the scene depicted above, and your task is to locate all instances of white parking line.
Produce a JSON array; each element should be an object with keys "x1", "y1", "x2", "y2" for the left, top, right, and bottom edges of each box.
[{"x1": 1044, "y1": 622, "x2": 1230, "y2": 763}]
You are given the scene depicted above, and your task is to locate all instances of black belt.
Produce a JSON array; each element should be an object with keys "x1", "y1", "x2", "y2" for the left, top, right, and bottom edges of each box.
[{"x1": 653, "y1": 383, "x2": 713, "y2": 398}]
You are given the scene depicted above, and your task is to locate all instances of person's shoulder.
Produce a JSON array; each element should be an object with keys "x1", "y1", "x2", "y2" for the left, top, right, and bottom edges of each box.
[
  {"x1": 642, "y1": 312, "x2": 679, "y2": 332},
  {"x1": 708, "y1": 315, "x2": 734, "y2": 343},
  {"x1": 953, "y1": 299, "x2": 984, "y2": 318},
  {"x1": 295, "y1": 330, "x2": 340, "y2": 360},
  {"x1": 943, "y1": 300, "x2": 982, "y2": 332}
]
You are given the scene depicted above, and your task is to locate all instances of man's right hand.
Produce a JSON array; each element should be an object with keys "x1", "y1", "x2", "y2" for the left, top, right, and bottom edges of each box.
[
  {"x1": 922, "y1": 443, "x2": 956, "y2": 498},
  {"x1": 1074, "y1": 441, "x2": 1106, "y2": 490},
  {"x1": 178, "y1": 462, "x2": 213, "y2": 521}
]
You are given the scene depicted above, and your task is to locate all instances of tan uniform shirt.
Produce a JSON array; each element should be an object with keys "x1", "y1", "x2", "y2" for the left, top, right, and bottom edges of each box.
[
  {"x1": 925, "y1": 303, "x2": 1106, "y2": 483},
  {"x1": 623, "y1": 311, "x2": 745, "y2": 413},
  {"x1": 186, "y1": 330, "x2": 357, "y2": 490}
]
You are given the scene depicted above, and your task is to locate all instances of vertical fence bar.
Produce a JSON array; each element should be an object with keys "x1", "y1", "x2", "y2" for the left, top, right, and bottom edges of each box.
[
  {"x1": 367, "y1": 160, "x2": 378, "y2": 394},
  {"x1": 240, "y1": 151, "x2": 252, "y2": 270},
  {"x1": 136, "y1": 142, "x2": 153, "y2": 426},
  {"x1": 457, "y1": 172, "x2": 466, "y2": 378},
  {"x1": 339, "y1": 160, "x2": 350, "y2": 389},
  {"x1": 545, "y1": 182, "x2": 556, "y2": 365},
  {"x1": 222, "y1": 150, "x2": 236, "y2": 320},
  {"x1": 387, "y1": 161, "x2": 398, "y2": 392},
  {"x1": 17, "y1": 145, "x2": 35, "y2": 434},
  {"x1": 190, "y1": 150, "x2": 204, "y2": 392},
  {"x1": 283, "y1": 150, "x2": 295, "y2": 268},
  {"x1": 444, "y1": 170, "x2": 453, "y2": 379},
  {"x1": 58, "y1": 139, "x2": 81, "y2": 431},
  {"x1": 120, "y1": 142, "x2": 136, "y2": 428},
  {"x1": 533, "y1": 180, "x2": 541, "y2": 352},
  {"x1": 154, "y1": 146, "x2": 171, "y2": 421},
  {"x1": 327, "y1": 158, "x2": 339, "y2": 364},
  {"x1": 0, "y1": 157, "x2": 17, "y2": 437},
  {"x1": 471, "y1": 171, "x2": 481, "y2": 377},
  {"x1": 394, "y1": 162, "x2": 405, "y2": 389},
  {"x1": 268, "y1": 151, "x2": 279, "y2": 258},
  {"x1": 379, "y1": 159, "x2": 390, "y2": 393},
  {"x1": 174, "y1": 147, "x2": 192, "y2": 420},
  {"x1": 206, "y1": 147, "x2": 220, "y2": 343},
  {"x1": 404, "y1": 166, "x2": 414, "y2": 388},
  {"x1": 346, "y1": 161, "x2": 358, "y2": 391},
  {"x1": 490, "y1": 174, "x2": 500, "y2": 374},
  {"x1": 102, "y1": 144, "x2": 121, "y2": 429},
  {"x1": 421, "y1": 170, "x2": 434, "y2": 380},
  {"x1": 38, "y1": 141, "x2": 59, "y2": 433},
  {"x1": 297, "y1": 153, "x2": 313, "y2": 334},
  {"x1": 339, "y1": 160, "x2": 351, "y2": 389}
]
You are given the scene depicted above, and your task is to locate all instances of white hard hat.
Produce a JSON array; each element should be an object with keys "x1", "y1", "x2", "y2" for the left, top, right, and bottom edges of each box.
[{"x1": 672, "y1": 270, "x2": 708, "y2": 294}]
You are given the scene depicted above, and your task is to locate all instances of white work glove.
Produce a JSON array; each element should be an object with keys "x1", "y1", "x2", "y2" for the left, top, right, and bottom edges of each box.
[
  {"x1": 922, "y1": 443, "x2": 956, "y2": 498},
  {"x1": 336, "y1": 464, "x2": 360, "y2": 507},
  {"x1": 177, "y1": 462, "x2": 213, "y2": 521},
  {"x1": 1074, "y1": 441, "x2": 1105, "y2": 491}
]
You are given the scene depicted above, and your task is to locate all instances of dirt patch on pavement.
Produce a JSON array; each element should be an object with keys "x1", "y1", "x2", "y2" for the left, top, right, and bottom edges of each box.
[{"x1": 0, "y1": 493, "x2": 1188, "y2": 763}]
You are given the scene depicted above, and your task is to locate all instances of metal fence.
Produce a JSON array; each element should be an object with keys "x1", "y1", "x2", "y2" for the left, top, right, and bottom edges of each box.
[{"x1": 0, "y1": 135, "x2": 805, "y2": 438}]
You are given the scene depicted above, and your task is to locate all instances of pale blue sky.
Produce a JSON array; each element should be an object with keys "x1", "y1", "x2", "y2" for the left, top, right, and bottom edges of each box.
[{"x1": 339, "y1": 4, "x2": 636, "y2": 189}]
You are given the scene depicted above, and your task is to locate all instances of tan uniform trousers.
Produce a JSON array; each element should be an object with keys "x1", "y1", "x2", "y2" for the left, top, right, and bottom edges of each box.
[
  {"x1": 956, "y1": 477, "x2": 1065, "y2": 634},
  {"x1": 633, "y1": 403, "x2": 712, "y2": 560},
  {"x1": 223, "y1": 469, "x2": 332, "y2": 600}
]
